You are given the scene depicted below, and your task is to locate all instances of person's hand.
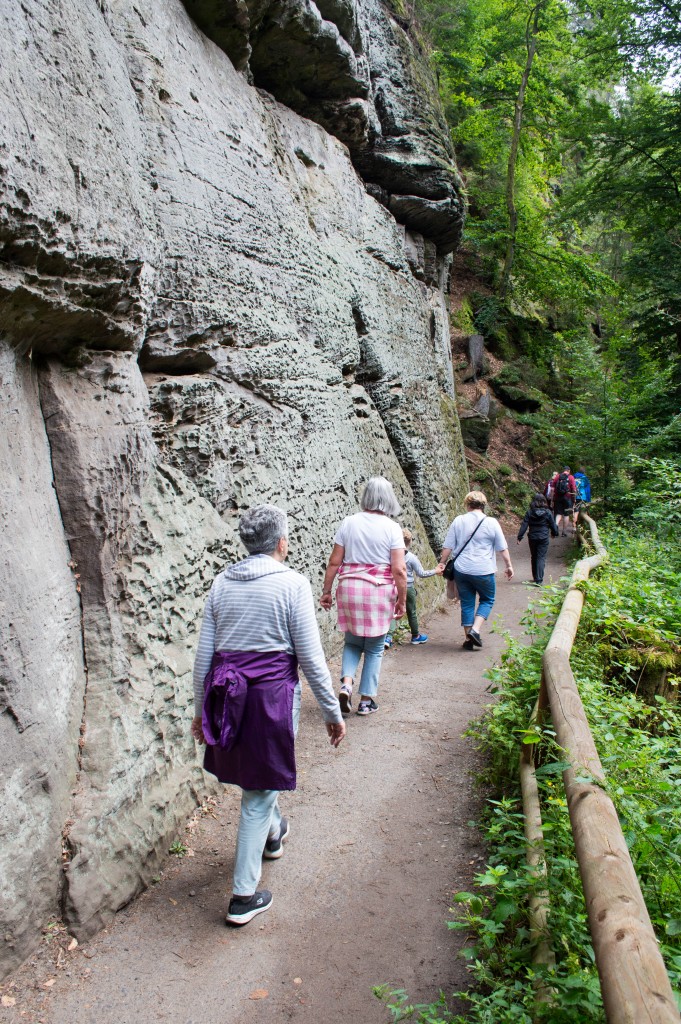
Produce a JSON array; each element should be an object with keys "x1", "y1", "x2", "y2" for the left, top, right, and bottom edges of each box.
[
  {"x1": 191, "y1": 716, "x2": 205, "y2": 744},
  {"x1": 320, "y1": 591, "x2": 333, "y2": 610},
  {"x1": 435, "y1": 563, "x2": 445, "y2": 575},
  {"x1": 516, "y1": 539, "x2": 521, "y2": 545},
  {"x1": 327, "y1": 721, "x2": 346, "y2": 747},
  {"x1": 505, "y1": 565, "x2": 514, "y2": 580},
  {"x1": 394, "y1": 600, "x2": 406, "y2": 619}
]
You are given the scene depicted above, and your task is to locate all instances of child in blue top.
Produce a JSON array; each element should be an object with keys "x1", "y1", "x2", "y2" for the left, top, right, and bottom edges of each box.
[{"x1": 386, "y1": 529, "x2": 444, "y2": 647}]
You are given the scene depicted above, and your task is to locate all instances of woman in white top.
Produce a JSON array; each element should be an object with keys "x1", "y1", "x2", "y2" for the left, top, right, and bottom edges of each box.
[
  {"x1": 439, "y1": 490, "x2": 513, "y2": 650},
  {"x1": 321, "y1": 478, "x2": 407, "y2": 716}
]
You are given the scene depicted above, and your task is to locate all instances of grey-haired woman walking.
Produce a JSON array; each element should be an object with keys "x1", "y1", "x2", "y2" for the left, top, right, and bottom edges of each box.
[
  {"x1": 192, "y1": 505, "x2": 345, "y2": 926},
  {"x1": 320, "y1": 477, "x2": 407, "y2": 717}
]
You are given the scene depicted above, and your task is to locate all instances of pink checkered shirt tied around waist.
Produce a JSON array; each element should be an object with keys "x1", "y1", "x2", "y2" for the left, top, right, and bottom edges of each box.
[{"x1": 335, "y1": 563, "x2": 397, "y2": 637}]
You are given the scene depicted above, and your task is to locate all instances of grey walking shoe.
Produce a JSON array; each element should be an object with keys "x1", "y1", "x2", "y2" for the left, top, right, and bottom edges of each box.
[
  {"x1": 226, "y1": 890, "x2": 273, "y2": 925},
  {"x1": 263, "y1": 818, "x2": 290, "y2": 860}
]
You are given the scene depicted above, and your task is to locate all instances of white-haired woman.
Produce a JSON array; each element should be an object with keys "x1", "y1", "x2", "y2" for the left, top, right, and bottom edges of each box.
[
  {"x1": 192, "y1": 505, "x2": 345, "y2": 927},
  {"x1": 320, "y1": 477, "x2": 407, "y2": 716},
  {"x1": 438, "y1": 490, "x2": 514, "y2": 650}
]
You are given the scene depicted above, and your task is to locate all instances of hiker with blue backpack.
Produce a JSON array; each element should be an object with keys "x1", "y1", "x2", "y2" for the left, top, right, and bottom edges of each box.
[{"x1": 572, "y1": 467, "x2": 592, "y2": 528}]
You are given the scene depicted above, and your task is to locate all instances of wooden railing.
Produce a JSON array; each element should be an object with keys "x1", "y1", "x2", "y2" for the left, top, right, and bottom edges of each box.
[{"x1": 520, "y1": 512, "x2": 680, "y2": 1023}]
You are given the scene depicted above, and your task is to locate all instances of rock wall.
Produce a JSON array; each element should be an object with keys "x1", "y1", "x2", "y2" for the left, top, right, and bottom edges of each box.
[
  {"x1": 182, "y1": 0, "x2": 465, "y2": 250},
  {"x1": 0, "y1": 0, "x2": 467, "y2": 975}
]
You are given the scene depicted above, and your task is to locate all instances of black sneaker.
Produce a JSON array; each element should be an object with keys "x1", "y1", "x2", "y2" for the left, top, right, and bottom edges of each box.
[
  {"x1": 263, "y1": 818, "x2": 290, "y2": 860},
  {"x1": 356, "y1": 698, "x2": 378, "y2": 716},
  {"x1": 226, "y1": 890, "x2": 273, "y2": 925},
  {"x1": 462, "y1": 639, "x2": 475, "y2": 651},
  {"x1": 468, "y1": 629, "x2": 483, "y2": 648}
]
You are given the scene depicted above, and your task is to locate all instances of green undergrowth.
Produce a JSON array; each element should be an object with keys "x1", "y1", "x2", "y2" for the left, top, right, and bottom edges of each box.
[{"x1": 377, "y1": 524, "x2": 681, "y2": 1022}]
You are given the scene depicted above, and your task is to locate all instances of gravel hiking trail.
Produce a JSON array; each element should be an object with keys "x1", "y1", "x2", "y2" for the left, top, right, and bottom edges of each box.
[{"x1": 0, "y1": 537, "x2": 570, "y2": 1024}]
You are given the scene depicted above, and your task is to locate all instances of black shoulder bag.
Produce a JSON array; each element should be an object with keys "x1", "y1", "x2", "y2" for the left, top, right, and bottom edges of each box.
[{"x1": 442, "y1": 516, "x2": 487, "y2": 580}]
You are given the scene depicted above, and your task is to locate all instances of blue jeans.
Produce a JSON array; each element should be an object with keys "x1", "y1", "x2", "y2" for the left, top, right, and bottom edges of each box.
[
  {"x1": 232, "y1": 682, "x2": 301, "y2": 896},
  {"x1": 341, "y1": 632, "x2": 386, "y2": 697},
  {"x1": 454, "y1": 570, "x2": 496, "y2": 627}
]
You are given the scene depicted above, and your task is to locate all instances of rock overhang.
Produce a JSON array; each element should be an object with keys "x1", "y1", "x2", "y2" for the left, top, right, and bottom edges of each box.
[{"x1": 180, "y1": 0, "x2": 466, "y2": 254}]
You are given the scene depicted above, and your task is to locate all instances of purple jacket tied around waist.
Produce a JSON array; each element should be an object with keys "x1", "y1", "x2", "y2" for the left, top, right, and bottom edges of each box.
[{"x1": 202, "y1": 650, "x2": 299, "y2": 791}]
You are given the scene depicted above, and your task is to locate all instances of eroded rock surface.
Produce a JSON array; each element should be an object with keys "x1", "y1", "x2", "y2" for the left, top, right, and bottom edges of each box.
[
  {"x1": 181, "y1": 0, "x2": 465, "y2": 251},
  {"x1": 0, "y1": 0, "x2": 467, "y2": 974},
  {"x1": 0, "y1": 348, "x2": 85, "y2": 976}
]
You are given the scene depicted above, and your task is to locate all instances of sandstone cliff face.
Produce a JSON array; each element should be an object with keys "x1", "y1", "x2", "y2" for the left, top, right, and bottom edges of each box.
[
  {"x1": 183, "y1": 0, "x2": 465, "y2": 251},
  {"x1": 0, "y1": 0, "x2": 466, "y2": 974}
]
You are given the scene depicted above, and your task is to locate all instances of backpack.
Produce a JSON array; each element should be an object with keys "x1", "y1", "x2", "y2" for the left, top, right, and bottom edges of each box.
[
  {"x1": 544, "y1": 478, "x2": 555, "y2": 500},
  {"x1": 555, "y1": 472, "x2": 570, "y2": 497},
  {"x1": 575, "y1": 474, "x2": 590, "y2": 501}
]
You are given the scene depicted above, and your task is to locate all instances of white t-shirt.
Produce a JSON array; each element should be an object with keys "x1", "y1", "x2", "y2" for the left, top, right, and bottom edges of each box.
[
  {"x1": 334, "y1": 512, "x2": 404, "y2": 565},
  {"x1": 442, "y1": 510, "x2": 507, "y2": 575}
]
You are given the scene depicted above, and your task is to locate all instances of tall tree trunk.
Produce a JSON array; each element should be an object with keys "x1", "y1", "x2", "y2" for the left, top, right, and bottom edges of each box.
[{"x1": 499, "y1": 3, "x2": 542, "y2": 300}]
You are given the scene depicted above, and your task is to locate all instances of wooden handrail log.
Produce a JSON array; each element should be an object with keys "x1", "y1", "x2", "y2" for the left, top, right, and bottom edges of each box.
[
  {"x1": 543, "y1": 648, "x2": 605, "y2": 784},
  {"x1": 567, "y1": 779, "x2": 677, "y2": 1024},
  {"x1": 541, "y1": 513, "x2": 680, "y2": 1023}
]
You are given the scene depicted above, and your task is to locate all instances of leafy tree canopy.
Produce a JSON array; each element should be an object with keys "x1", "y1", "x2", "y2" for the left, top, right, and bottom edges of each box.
[{"x1": 416, "y1": 0, "x2": 681, "y2": 488}]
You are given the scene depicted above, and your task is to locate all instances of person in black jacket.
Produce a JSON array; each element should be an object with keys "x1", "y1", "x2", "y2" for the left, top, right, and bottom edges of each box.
[{"x1": 517, "y1": 493, "x2": 558, "y2": 586}]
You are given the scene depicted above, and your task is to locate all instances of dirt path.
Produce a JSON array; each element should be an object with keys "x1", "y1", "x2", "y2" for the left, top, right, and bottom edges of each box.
[{"x1": 1, "y1": 537, "x2": 570, "y2": 1024}]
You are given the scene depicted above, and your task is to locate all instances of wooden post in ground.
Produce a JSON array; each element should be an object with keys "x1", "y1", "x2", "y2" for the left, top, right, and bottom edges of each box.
[{"x1": 519, "y1": 737, "x2": 555, "y2": 974}]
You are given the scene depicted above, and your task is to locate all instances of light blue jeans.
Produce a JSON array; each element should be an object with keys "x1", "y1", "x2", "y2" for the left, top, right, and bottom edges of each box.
[
  {"x1": 232, "y1": 682, "x2": 301, "y2": 896},
  {"x1": 341, "y1": 632, "x2": 387, "y2": 698}
]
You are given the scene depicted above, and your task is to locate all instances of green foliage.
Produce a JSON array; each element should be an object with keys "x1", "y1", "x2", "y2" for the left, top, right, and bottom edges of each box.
[
  {"x1": 577, "y1": 524, "x2": 681, "y2": 691},
  {"x1": 468, "y1": 458, "x2": 536, "y2": 516},
  {"x1": 417, "y1": 0, "x2": 617, "y2": 323},
  {"x1": 471, "y1": 295, "x2": 507, "y2": 336},
  {"x1": 169, "y1": 840, "x2": 188, "y2": 856},
  {"x1": 558, "y1": 84, "x2": 681, "y2": 364},
  {"x1": 451, "y1": 296, "x2": 477, "y2": 334},
  {"x1": 573, "y1": 0, "x2": 681, "y2": 80},
  {"x1": 549, "y1": 342, "x2": 679, "y2": 506},
  {"x1": 645, "y1": 414, "x2": 681, "y2": 459},
  {"x1": 418, "y1": 0, "x2": 681, "y2": 464},
  {"x1": 458, "y1": 527, "x2": 681, "y2": 1018},
  {"x1": 374, "y1": 986, "x2": 453, "y2": 1022},
  {"x1": 625, "y1": 456, "x2": 681, "y2": 532},
  {"x1": 378, "y1": 518, "x2": 681, "y2": 1022},
  {"x1": 505, "y1": 478, "x2": 535, "y2": 513}
]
